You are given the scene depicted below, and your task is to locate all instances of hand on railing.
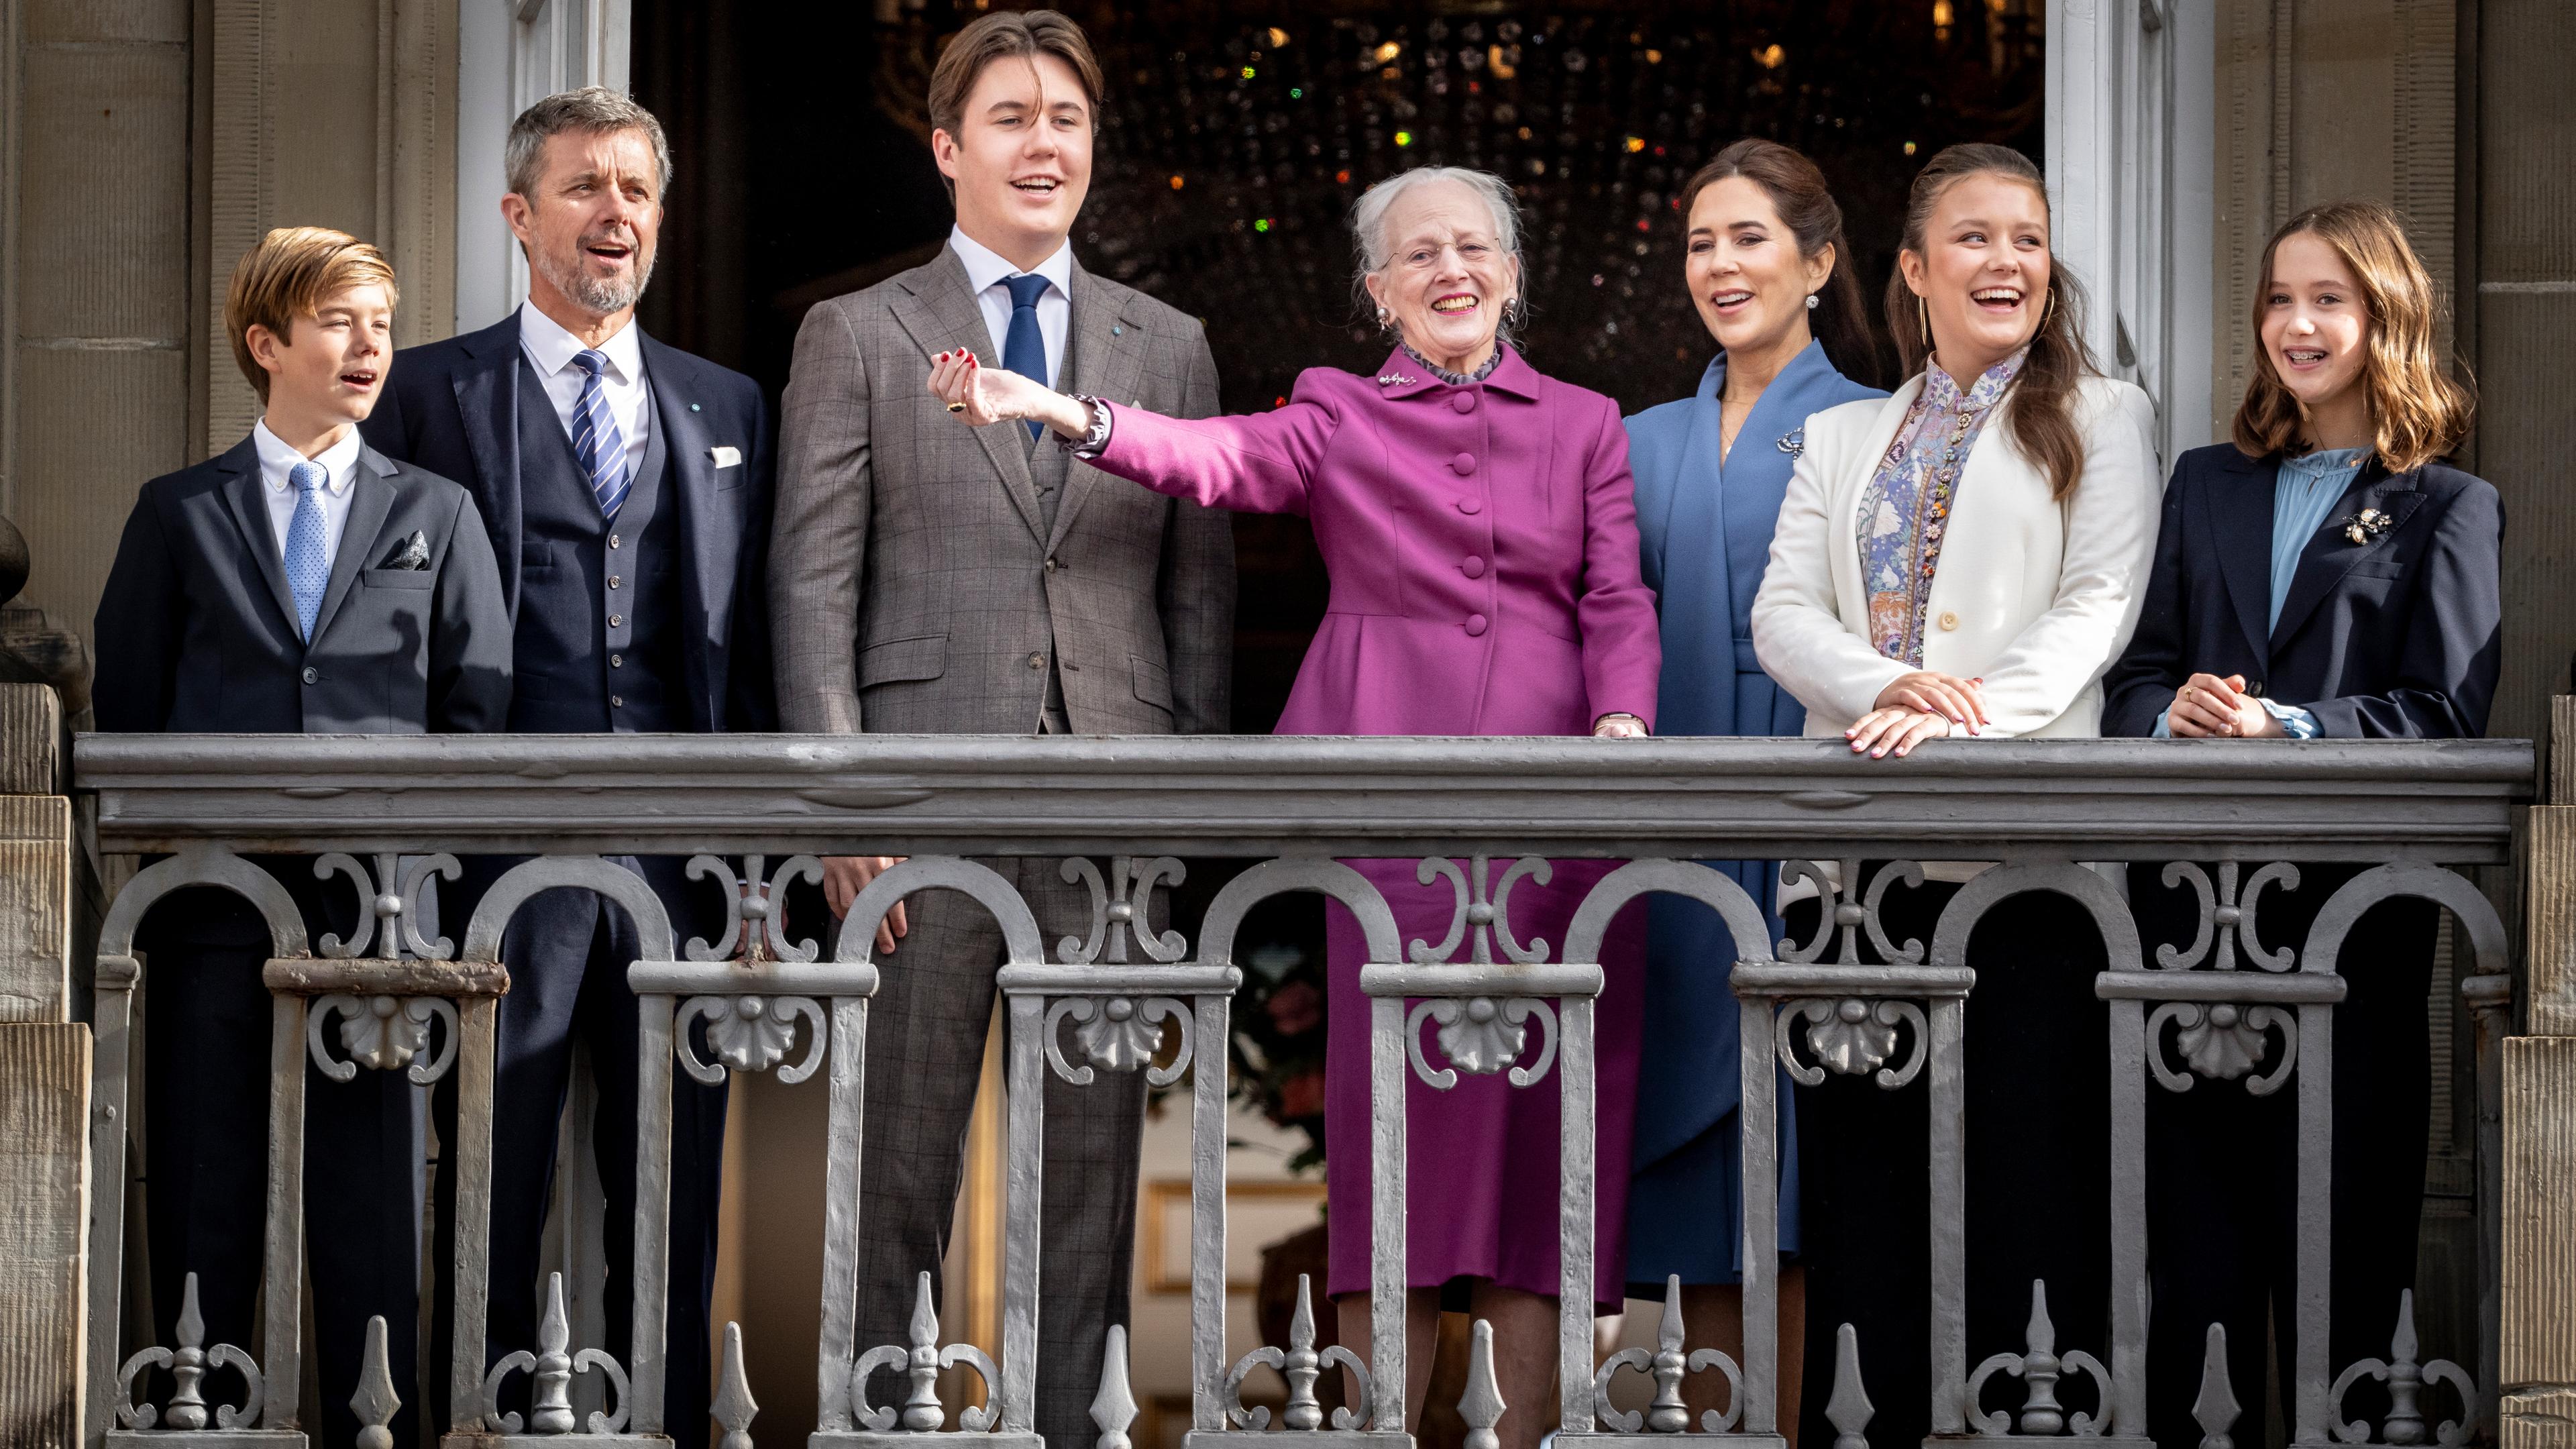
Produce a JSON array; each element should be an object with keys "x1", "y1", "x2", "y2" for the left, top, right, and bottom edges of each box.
[
  {"x1": 1592, "y1": 712, "x2": 1648, "y2": 738},
  {"x1": 824, "y1": 855, "x2": 908, "y2": 953}
]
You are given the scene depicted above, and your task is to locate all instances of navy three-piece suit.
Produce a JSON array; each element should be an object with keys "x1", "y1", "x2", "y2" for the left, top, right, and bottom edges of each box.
[
  {"x1": 363, "y1": 309, "x2": 774, "y2": 1448},
  {"x1": 94, "y1": 435, "x2": 513, "y2": 1449}
]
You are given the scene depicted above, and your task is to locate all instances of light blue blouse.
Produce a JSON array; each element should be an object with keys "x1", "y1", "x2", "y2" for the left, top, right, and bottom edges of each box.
[{"x1": 2154, "y1": 446, "x2": 2369, "y2": 738}]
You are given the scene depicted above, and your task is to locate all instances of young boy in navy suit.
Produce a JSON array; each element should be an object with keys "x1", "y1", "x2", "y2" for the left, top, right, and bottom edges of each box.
[{"x1": 95, "y1": 227, "x2": 510, "y2": 1449}]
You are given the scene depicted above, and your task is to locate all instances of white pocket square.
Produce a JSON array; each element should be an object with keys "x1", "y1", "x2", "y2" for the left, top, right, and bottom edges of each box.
[{"x1": 709, "y1": 445, "x2": 742, "y2": 469}]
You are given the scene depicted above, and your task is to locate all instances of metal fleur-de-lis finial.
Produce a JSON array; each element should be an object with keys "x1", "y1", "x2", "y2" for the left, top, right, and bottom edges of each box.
[
  {"x1": 112, "y1": 1271, "x2": 265, "y2": 1430},
  {"x1": 1594, "y1": 1275, "x2": 1746, "y2": 1433},
  {"x1": 716, "y1": 1320, "x2": 752, "y2": 1444},
  {"x1": 2194, "y1": 1324, "x2": 2241, "y2": 1449},
  {"x1": 853, "y1": 1271, "x2": 1002, "y2": 1432},
  {"x1": 2327, "y1": 1289, "x2": 2478, "y2": 1446},
  {"x1": 480, "y1": 1273, "x2": 633, "y2": 1434},
  {"x1": 713, "y1": 1322, "x2": 758, "y2": 1449},
  {"x1": 1221, "y1": 1274, "x2": 1373, "y2": 1430},
  {"x1": 1827, "y1": 1324, "x2": 1875, "y2": 1449},
  {"x1": 1460, "y1": 1319, "x2": 1506, "y2": 1449},
  {"x1": 1092, "y1": 1325, "x2": 1139, "y2": 1449},
  {"x1": 352, "y1": 1315, "x2": 400, "y2": 1449},
  {"x1": 1966, "y1": 1281, "x2": 2112, "y2": 1437}
]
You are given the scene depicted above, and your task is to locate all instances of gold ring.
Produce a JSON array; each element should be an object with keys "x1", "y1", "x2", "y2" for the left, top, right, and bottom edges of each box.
[{"x1": 947, "y1": 401, "x2": 967, "y2": 414}]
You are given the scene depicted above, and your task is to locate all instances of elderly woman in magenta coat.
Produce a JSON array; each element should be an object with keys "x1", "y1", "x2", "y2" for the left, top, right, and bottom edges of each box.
[
  {"x1": 1621, "y1": 138, "x2": 1883, "y2": 1432},
  {"x1": 930, "y1": 164, "x2": 1659, "y2": 1449}
]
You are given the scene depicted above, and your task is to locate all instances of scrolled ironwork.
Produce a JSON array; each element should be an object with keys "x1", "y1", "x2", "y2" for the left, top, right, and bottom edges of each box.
[
  {"x1": 1409, "y1": 853, "x2": 1552, "y2": 965},
  {"x1": 1220, "y1": 1273, "x2": 1372, "y2": 1430},
  {"x1": 2154, "y1": 861, "x2": 2298, "y2": 973},
  {"x1": 2147, "y1": 1001, "x2": 2297, "y2": 1095},
  {"x1": 478, "y1": 1271, "x2": 631, "y2": 1434},
  {"x1": 313, "y1": 851, "x2": 462, "y2": 959},
  {"x1": 1593, "y1": 1275, "x2": 1743, "y2": 1433},
  {"x1": 1776, "y1": 996, "x2": 1930, "y2": 1089},
  {"x1": 1042, "y1": 993, "x2": 1192, "y2": 1086},
  {"x1": 1059, "y1": 855, "x2": 1188, "y2": 964},
  {"x1": 1963, "y1": 1279, "x2": 2110, "y2": 1436},
  {"x1": 686, "y1": 853, "x2": 824, "y2": 963},
  {"x1": 309, "y1": 991, "x2": 460, "y2": 1083},
  {"x1": 851, "y1": 1270, "x2": 1001, "y2": 1432},
  {"x1": 112, "y1": 1271, "x2": 265, "y2": 1431},
  {"x1": 2326, "y1": 1290, "x2": 2475, "y2": 1447},
  {"x1": 1780, "y1": 858, "x2": 1927, "y2": 965},
  {"x1": 461, "y1": 854, "x2": 677, "y2": 965},
  {"x1": 1405, "y1": 994, "x2": 1558, "y2": 1089},
  {"x1": 674, "y1": 992, "x2": 828, "y2": 1085}
]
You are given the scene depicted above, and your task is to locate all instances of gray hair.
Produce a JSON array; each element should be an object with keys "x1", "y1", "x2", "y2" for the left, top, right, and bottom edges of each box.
[
  {"x1": 1348, "y1": 166, "x2": 1527, "y2": 340},
  {"x1": 504, "y1": 87, "x2": 674, "y2": 200}
]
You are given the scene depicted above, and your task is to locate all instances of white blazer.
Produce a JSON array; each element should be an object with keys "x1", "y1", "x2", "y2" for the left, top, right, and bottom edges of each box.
[{"x1": 1752, "y1": 370, "x2": 2162, "y2": 739}]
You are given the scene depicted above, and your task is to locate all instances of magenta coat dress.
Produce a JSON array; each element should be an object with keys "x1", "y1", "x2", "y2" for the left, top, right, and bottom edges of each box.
[{"x1": 1087, "y1": 345, "x2": 1661, "y2": 1308}]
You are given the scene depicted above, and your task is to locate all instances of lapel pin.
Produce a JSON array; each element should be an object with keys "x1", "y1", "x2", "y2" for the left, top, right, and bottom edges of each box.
[
  {"x1": 690, "y1": 402, "x2": 702, "y2": 412},
  {"x1": 1776, "y1": 427, "x2": 1806, "y2": 460},
  {"x1": 2339, "y1": 506, "x2": 2392, "y2": 545},
  {"x1": 1113, "y1": 325, "x2": 1124, "y2": 337}
]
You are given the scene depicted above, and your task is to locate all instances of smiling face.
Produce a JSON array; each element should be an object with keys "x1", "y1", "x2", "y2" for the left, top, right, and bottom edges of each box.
[
  {"x1": 1686, "y1": 174, "x2": 1833, "y2": 357},
  {"x1": 504, "y1": 126, "x2": 662, "y2": 324},
  {"x1": 248, "y1": 281, "x2": 393, "y2": 427},
  {"x1": 936, "y1": 52, "x2": 1093, "y2": 268},
  {"x1": 2259, "y1": 231, "x2": 2371, "y2": 417},
  {"x1": 1363, "y1": 177, "x2": 1520, "y2": 368},
  {"x1": 1900, "y1": 171, "x2": 2053, "y2": 380}
]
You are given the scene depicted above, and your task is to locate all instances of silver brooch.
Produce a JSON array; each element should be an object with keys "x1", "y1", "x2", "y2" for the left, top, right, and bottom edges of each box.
[
  {"x1": 2340, "y1": 506, "x2": 2392, "y2": 545},
  {"x1": 1776, "y1": 427, "x2": 1805, "y2": 460},
  {"x1": 1375, "y1": 372, "x2": 1415, "y2": 387}
]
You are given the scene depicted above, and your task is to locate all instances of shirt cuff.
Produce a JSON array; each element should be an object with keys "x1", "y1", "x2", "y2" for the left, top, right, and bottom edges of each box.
[
  {"x1": 1059, "y1": 394, "x2": 1114, "y2": 459},
  {"x1": 2259, "y1": 698, "x2": 2322, "y2": 739},
  {"x1": 2152, "y1": 706, "x2": 2172, "y2": 739}
]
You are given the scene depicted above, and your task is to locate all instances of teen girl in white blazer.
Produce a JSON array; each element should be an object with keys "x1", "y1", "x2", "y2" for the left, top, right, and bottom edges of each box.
[{"x1": 1748, "y1": 143, "x2": 2160, "y2": 1449}]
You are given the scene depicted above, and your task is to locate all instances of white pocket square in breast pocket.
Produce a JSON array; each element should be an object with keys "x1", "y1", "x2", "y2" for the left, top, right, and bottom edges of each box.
[{"x1": 708, "y1": 445, "x2": 742, "y2": 469}]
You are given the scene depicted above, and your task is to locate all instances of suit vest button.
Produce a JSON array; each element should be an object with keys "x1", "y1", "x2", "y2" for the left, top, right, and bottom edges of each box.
[
  {"x1": 1028, "y1": 653, "x2": 1046, "y2": 670},
  {"x1": 301, "y1": 666, "x2": 318, "y2": 686}
]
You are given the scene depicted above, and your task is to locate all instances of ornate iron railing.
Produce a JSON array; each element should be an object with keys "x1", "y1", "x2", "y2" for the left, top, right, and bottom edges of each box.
[{"x1": 74, "y1": 734, "x2": 2530, "y2": 1449}]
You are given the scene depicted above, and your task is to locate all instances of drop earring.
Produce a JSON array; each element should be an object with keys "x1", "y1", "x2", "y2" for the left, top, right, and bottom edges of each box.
[
  {"x1": 1805, "y1": 293, "x2": 1821, "y2": 311},
  {"x1": 1376, "y1": 307, "x2": 1393, "y2": 328}
]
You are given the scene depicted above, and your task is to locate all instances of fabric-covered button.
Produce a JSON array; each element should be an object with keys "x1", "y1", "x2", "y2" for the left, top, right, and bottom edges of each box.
[
  {"x1": 1027, "y1": 653, "x2": 1046, "y2": 670},
  {"x1": 1937, "y1": 610, "x2": 1960, "y2": 631},
  {"x1": 301, "y1": 666, "x2": 319, "y2": 686},
  {"x1": 1452, "y1": 392, "x2": 1477, "y2": 413},
  {"x1": 1450, "y1": 451, "x2": 1477, "y2": 475},
  {"x1": 1457, "y1": 497, "x2": 1483, "y2": 515},
  {"x1": 1465, "y1": 614, "x2": 1489, "y2": 637},
  {"x1": 1462, "y1": 555, "x2": 1487, "y2": 578}
]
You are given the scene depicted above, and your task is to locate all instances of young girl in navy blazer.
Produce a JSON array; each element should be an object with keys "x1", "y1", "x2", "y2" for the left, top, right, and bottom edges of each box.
[{"x1": 2102, "y1": 201, "x2": 2500, "y2": 1449}]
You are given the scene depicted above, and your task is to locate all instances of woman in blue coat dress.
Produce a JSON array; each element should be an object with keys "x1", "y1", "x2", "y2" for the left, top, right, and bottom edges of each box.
[{"x1": 1623, "y1": 138, "x2": 1883, "y2": 1427}]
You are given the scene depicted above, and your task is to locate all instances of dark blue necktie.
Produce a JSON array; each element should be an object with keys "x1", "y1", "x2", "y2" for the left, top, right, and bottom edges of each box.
[{"x1": 1001, "y1": 273, "x2": 1051, "y2": 440}]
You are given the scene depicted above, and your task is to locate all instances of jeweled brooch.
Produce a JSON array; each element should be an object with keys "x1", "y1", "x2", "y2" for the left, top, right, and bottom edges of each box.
[
  {"x1": 1375, "y1": 372, "x2": 1415, "y2": 387},
  {"x1": 1777, "y1": 427, "x2": 1806, "y2": 460},
  {"x1": 2340, "y1": 506, "x2": 2392, "y2": 545}
]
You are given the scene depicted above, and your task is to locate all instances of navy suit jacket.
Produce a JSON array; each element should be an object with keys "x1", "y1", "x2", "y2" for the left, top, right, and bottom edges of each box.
[
  {"x1": 2102, "y1": 443, "x2": 2502, "y2": 739},
  {"x1": 361, "y1": 312, "x2": 777, "y2": 731},
  {"x1": 94, "y1": 437, "x2": 513, "y2": 735}
]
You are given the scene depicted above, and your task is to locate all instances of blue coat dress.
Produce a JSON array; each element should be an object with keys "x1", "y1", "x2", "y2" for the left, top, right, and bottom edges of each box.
[{"x1": 1623, "y1": 339, "x2": 1884, "y2": 1287}]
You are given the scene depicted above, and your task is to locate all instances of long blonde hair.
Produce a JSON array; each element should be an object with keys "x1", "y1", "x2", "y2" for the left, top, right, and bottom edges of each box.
[{"x1": 2233, "y1": 201, "x2": 2475, "y2": 472}]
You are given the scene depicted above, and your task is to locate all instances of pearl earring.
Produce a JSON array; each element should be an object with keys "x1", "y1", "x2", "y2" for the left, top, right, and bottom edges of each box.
[{"x1": 1376, "y1": 307, "x2": 1393, "y2": 327}]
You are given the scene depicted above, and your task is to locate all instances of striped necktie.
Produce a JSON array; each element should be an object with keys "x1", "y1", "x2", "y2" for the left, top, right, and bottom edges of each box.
[{"x1": 570, "y1": 348, "x2": 630, "y2": 519}]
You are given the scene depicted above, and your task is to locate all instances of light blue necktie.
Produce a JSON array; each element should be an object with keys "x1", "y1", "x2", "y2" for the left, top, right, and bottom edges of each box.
[
  {"x1": 1002, "y1": 273, "x2": 1051, "y2": 441},
  {"x1": 570, "y1": 349, "x2": 630, "y2": 518},
  {"x1": 283, "y1": 460, "x2": 330, "y2": 642}
]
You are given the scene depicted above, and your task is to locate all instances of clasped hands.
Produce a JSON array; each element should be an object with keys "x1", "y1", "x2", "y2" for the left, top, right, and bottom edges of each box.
[
  {"x1": 2164, "y1": 672, "x2": 2284, "y2": 738},
  {"x1": 1847, "y1": 671, "x2": 1987, "y2": 759}
]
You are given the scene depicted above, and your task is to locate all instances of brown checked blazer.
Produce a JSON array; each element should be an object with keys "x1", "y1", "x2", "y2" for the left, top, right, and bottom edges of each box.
[{"x1": 769, "y1": 244, "x2": 1234, "y2": 735}]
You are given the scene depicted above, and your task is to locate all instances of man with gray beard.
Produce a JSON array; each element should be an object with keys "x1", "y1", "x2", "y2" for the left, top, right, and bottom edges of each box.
[{"x1": 362, "y1": 87, "x2": 773, "y2": 1449}]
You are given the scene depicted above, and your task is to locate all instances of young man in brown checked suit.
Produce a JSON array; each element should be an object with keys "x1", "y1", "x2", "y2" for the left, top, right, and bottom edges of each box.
[{"x1": 767, "y1": 9, "x2": 1234, "y2": 1436}]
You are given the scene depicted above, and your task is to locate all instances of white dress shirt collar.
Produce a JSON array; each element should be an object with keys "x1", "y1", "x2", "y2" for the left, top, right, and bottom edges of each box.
[
  {"x1": 517, "y1": 301, "x2": 645, "y2": 386},
  {"x1": 948, "y1": 225, "x2": 1074, "y2": 302},
  {"x1": 252, "y1": 420, "x2": 362, "y2": 496}
]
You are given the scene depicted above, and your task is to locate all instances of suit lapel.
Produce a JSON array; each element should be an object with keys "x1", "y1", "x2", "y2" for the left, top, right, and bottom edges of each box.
[
  {"x1": 213, "y1": 439, "x2": 301, "y2": 635},
  {"x1": 449, "y1": 317, "x2": 526, "y2": 616},
  {"x1": 889, "y1": 248, "x2": 1047, "y2": 543},
  {"x1": 643, "y1": 335, "x2": 727, "y2": 725},
  {"x1": 2207, "y1": 450, "x2": 2279, "y2": 665},
  {"x1": 309, "y1": 449, "x2": 396, "y2": 644},
  {"x1": 2268, "y1": 458, "x2": 2426, "y2": 652},
  {"x1": 1049, "y1": 264, "x2": 1145, "y2": 553}
]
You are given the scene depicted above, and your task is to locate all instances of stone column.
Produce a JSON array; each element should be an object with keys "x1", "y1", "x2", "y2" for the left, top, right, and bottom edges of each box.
[{"x1": 2504, "y1": 699, "x2": 2576, "y2": 1448}]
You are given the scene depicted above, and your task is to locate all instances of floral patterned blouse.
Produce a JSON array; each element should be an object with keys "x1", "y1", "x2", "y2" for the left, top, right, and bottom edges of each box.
[{"x1": 1858, "y1": 348, "x2": 2028, "y2": 664}]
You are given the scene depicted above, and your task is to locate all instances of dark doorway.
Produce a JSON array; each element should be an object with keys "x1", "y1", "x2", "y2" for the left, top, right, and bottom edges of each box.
[{"x1": 635, "y1": 0, "x2": 2044, "y2": 731}]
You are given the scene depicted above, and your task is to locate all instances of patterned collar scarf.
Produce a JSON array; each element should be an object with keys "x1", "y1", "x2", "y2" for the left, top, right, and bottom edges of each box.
[
  {"x1": 1399, "y1": 340, "x2": 1507, "y2": 386},
  {"x1": 1856, "y1": 348, "x2": 2029, "y2": 666}
]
